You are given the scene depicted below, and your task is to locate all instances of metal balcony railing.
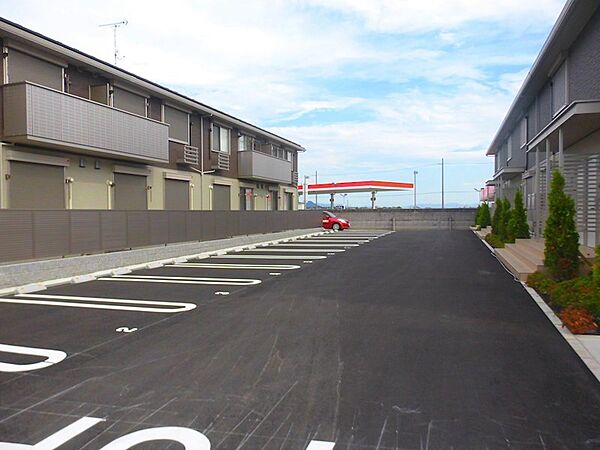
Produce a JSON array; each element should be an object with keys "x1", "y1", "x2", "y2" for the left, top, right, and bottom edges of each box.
[{"x1": 1, "y1": 81, "x2": 169, "y2": 163}]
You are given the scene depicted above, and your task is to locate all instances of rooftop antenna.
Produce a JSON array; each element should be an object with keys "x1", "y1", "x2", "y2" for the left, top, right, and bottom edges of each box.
[{"x1": 99, "y1": 20, "x2": 128, "y2": 65}]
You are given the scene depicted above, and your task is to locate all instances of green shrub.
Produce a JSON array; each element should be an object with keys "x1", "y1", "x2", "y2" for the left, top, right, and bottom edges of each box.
[
  {"x1": 508, "y1": 191, "x2": 529, "y2": 241},
  {"x1": 485, "y1": 233, "x2": 505, "y2": 248},
  {"x1": 593, "y1": 244, "x2": 600, "y2": 288},
  {"x1": 526, "y1": 271, "x2": 557, "y2": 295},
  {"x1": 480, "y1": 202, "x2": 491, "y2": 228},
  {"x1": 544, "y1": 170, "x2": 580, "y2": 281},
  {"x1": 474, "y1": 205, "x2": 482, "y2": 226},
  {"x1": 550, "y1": 276, "x2": 600, "y2": 317}
]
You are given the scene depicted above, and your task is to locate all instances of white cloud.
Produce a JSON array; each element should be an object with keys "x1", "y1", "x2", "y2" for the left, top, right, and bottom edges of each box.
[{"x1": 303, "y1": 0, "x2": 565, "y2": 33}]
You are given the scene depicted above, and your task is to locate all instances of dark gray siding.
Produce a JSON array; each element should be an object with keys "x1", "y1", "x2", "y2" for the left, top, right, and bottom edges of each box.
[
  {"x1": 527, "y1": 102, "x2": 537, "y2": 139},
  {"x1": 568, "y1": 8, "x2": 600, "y2": 101},
  {"x1": 538, "y1": 82, "x2": 552, "y2": 131},
  {"x1": 509, "y1": 126, "x2": 525, "y2": 167}
]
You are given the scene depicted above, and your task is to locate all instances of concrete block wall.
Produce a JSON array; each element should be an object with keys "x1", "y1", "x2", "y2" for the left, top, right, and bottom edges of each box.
[{"x1": 339, "y1": 208, "x2": 476, "y2": 230}]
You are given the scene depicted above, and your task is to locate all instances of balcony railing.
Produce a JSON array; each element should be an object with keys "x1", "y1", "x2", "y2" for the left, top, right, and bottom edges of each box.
[
  {"x1": 1, "y1": 81, "x2": 169, "y2": 163},
  {"x1": 238, "y1": 150, "x2": 292, "y2": 184}
]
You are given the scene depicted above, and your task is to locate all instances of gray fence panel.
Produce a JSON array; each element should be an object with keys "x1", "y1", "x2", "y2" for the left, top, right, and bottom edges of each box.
[
  {"x1": 0, "y1": 211, "x2": 34, "y2": 261},
  {"x1": 127, "y1": 211, "x2": 150, "y2": 248},
  {"x1": 70, "y1": 211, "x2": 101, "y2": 254},
  {"x1": 168, "y1": 211, "x2": 187, "y2": 243},
  {"x1": 33, "y1": 210, "x2": 70, "y2": 259},
  {"x1": 149, "y1": 211, "x2": 169, "y2": 246},
  {"x1": 101, "y1": 211, "x2": 127, "y2": 251},
  {"x1": 186, "y1": 212, "x2": 203, "y2": 242},
  {"x1": 0, "y1": 210, "x2": 322, "y2": 264}
]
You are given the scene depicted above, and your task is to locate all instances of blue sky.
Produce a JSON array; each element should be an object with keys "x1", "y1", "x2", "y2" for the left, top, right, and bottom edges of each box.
[{"x1": 1, "y1": 0, "x2": 567, "y2": 207}]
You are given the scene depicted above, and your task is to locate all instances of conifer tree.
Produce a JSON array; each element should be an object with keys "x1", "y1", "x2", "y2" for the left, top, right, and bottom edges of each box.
[
  {"x1": 544, "y1": 170, "x2": 579, "y2": 281},
  {"x1": 508, "y1": 191, "x2": 529, "y2": 241}
]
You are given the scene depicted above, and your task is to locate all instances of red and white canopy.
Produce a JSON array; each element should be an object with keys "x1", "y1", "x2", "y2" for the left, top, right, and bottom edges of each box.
[{"x1": 298, "y1": 180, "x2": 413, "y2": 194}]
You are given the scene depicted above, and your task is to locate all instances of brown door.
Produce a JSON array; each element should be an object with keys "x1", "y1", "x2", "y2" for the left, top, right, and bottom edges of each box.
[
  {"x1": 212, "y1": 184, "x2": 231, "y2": 210},
  {"x1": 165, "y1": 179, "x2": 189, "y2": 210},
  {"x1": 114, "y1": 173, "x2": 147, "y2": 210},
  {"x1": 9, "y1": 161, "x2": 65, "y2": 209}
]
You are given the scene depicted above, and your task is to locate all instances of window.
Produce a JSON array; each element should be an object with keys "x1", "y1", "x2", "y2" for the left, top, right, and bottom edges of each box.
[
  {"x1": 212, "y1": 125, "x2": 230, "y2": 153},
  {"x1": 164, "y1": 106, "x2": 189, "y2": 143},
  {"x1": 551, "y1": 62, "x2": 567, "y2": 115},
  {"x1": 507, "y1": 136, "x2": 512, "y2": 161},
  {"x1": 238, "y1": 135, "x2": 255, "y2": 152},
  {"x1": 239, "y1": 187, "x2": 254, "y2": 210},
  {"x1": 520, "y1": 117, "x2": 527, "y2": 147}
]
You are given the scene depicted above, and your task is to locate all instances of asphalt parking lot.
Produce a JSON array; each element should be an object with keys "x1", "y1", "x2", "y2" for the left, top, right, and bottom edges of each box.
[{"x1": 1, "y1": 230, "x2": 600, "y2": 449}]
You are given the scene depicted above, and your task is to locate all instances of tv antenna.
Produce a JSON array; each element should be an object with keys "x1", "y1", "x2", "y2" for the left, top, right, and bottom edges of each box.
[{"x1": 99, "y1": 20, "x2": 128, "y2": 65}]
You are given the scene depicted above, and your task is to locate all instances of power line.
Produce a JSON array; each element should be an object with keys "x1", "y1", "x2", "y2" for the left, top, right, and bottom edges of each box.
[{"x1": 312, "y1": 161, "x2": 491, "y2": 178}]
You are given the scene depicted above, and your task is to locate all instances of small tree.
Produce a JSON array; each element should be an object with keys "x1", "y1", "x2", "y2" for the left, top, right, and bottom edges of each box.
[
  {"x1": 492, "y1": 199, "x2": 504, "y2": 237},
  {"x1": 500, "y1": 198, "x2": 512, "y2": 242},
  {"x1": 480, "y1": 202, "x2": 491, "y2": 228},
  {"x1": 544, "y1": 170, "x2": 579, "y2": 281},
  {"x1": 508, "y1": 191, "x2": 529, "y2": 241},
  {"x1": 475, "y1": 205, "x2": 482, "y2": 226}
]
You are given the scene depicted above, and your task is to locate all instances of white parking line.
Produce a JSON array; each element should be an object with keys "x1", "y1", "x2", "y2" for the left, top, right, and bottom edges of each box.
[
  {"x1": 99, "y1": 275, "x2": 262, "y2": 286},
  {"x1": 245, "y1": 248, "x2": 345, "y2": 253},
  {"x1": 273, "y1": 243, "x2": 359, "y2": 247},
  {"x1": 214, "y1": 255, "x2": 328, "y2": 260},
  {"x1": 0, "y1": 343, "x2": 67, "y2": 372},
  {"x1": 2, "y1": 294, "x2": 197, "y2": 313},
  {"x1": 169, "y1": 263, "x2": 301, "y2": 270},
  {"x1": 298, "y1": 239, "x2": 369, "y2": 242}
]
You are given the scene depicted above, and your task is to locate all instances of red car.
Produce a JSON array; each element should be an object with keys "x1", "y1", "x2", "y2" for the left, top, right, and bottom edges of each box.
[{"x1": 322, "y1": 211, "x2": 350, "y2": 231}]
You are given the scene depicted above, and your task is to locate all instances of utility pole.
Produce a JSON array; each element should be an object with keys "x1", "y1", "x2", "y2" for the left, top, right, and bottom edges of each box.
[
  {"x1": 303, "y1": 175, "x2": 310, "y2": 209},
  {"x1": 413, "y1": 170, "x2": 418, "y2": 209},
  {"x1": 99, "y1": 20, "x2": 128, "y2": 65},
  {"x1": 314, "y1": 170, "x2": 318, "y2": 208},
  {"x1": 441, "y1": 158, "x2": 445, "y2": 209}
]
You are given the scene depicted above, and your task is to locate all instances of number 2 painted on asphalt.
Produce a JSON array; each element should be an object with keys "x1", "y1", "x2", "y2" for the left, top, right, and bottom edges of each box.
[
  {"x1": 0, "y1": 416, "x2": 335, "y2": 449},
  {"x1": 116, "y1": 327, "x2": 138, "y2": 333}
]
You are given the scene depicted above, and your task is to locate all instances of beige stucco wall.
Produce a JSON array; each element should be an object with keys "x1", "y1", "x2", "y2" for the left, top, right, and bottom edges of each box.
[{"x1": 0, "y1": 143, "x2": 299, "y2": 210}]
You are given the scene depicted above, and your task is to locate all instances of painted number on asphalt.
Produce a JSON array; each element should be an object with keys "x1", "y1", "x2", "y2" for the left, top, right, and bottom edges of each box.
[
  {"x1": 0, "y1": 416, "x2": 335, "y2": 449},
  {"x1": 116, "y1": 327, "x2": 138, "y2": 333}
]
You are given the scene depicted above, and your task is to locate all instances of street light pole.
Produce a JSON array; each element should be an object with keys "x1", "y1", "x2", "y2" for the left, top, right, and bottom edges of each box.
[
  {"x1": 441, "y1": 158, "x2": 445, "y2": 209},
  {"x1": 303, "y1": 175, "x2": 310, "y2": 209},
  {"x1": 413, "y1": 170, "x2": 418, "y2": 209}
]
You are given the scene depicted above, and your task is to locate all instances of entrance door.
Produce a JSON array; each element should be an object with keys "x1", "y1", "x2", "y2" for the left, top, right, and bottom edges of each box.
[
  {"x1": 9, "y1": 161, "x2": 65, "y2": 209},
  {"x1": 285, "y1": 192, "x2": 293, "y2": 211},
  {"x1": 165, "y1": 179, "x2": 190, "y2": 210},
  {"x1": 270, "y1": 191, "x2": 279, "y2": 210},
  {"x1": 213, "y1": 184, "x2": 231, "y2": 210},
  {"x1": 114, "y1": 173, "x2": 147, "y2": 210}
]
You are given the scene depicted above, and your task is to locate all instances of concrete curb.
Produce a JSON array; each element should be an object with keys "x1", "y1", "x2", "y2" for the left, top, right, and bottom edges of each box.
[
  {"x1": 0, "y1": 228, "x2": 329, "y2": 296},
  {"x1": 472, "y1": 230, "x2": 600, "y2": 383}
]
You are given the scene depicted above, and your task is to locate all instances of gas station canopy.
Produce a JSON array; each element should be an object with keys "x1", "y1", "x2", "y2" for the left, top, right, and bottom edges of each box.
[{"x1": 298, "y1": 180, "x2": 414, "y2": 208}]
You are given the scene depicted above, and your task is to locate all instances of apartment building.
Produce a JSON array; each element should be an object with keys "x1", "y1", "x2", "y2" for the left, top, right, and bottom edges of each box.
[
  {"x1": 0, "y1": 18, "x2": 303, "y2": 212},
  {"x1": 487, "y1": 0, "x2": 600, "y2": 247}
]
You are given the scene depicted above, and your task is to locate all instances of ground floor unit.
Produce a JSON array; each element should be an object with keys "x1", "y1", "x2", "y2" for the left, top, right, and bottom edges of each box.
[
  {"x1": 493, "y1": 118, "x2": 600, "y2": 248},
  {"x1": 0, "y1": 143, "x2": 299, "y2": 211}
]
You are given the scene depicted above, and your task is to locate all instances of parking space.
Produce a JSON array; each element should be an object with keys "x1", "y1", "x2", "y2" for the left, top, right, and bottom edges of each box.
[
  {"x1": 0, "y1": 229, "x2": 390, "y2": 448},
  {"x1": 0, "y1": 232, "x2": 385, "y2": 370},
  {"x1": 4, "y1": 230, "x2": 595, "y2": 449}
]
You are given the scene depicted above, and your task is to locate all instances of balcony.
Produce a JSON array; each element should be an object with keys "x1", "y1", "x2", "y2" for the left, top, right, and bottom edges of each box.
[
  {"x1": 238, "y1": 150, "x2": 292, "y2": 184},
  {"x1": 1, "y1": 82, "x2": 169, "y2": 163}
]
